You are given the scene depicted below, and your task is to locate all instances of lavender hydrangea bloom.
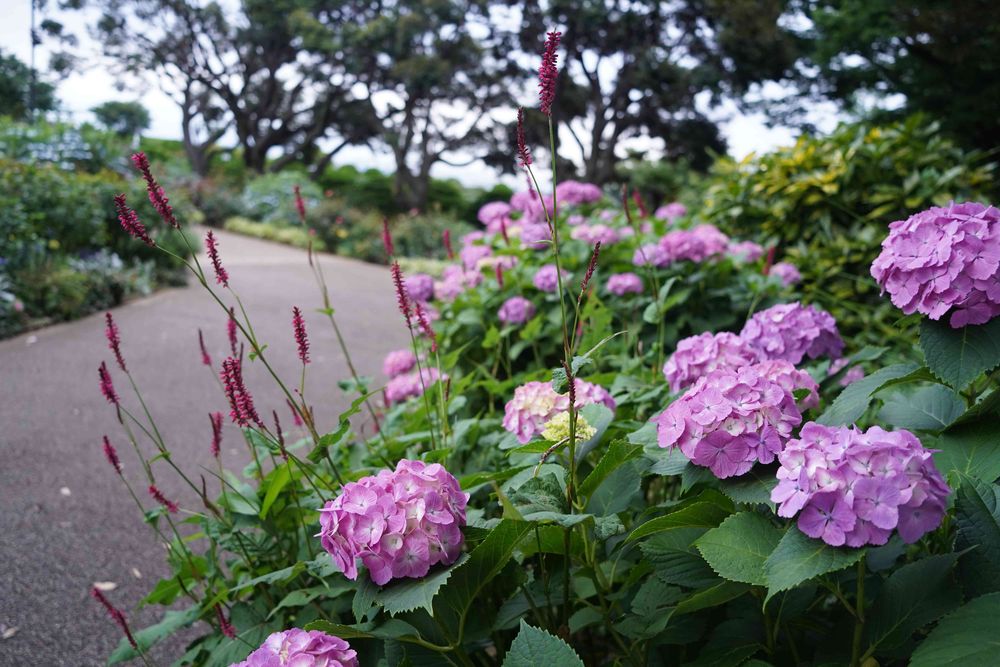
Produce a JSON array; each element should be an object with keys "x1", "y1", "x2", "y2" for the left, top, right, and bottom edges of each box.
[
  {"x1": 477, "y1": 201, "x2": 512, "y2": 226},
  {"x1": 519, "y1": 223, "x2": 552, "y2": 249},
  {"x1": 383, "y1": 349, "x2": 417, "y2": 378},
  {"x1": 570, "y1": 224, "x2": 620, "y2": 245},
  {"x1": 567, "y1": 214, "x2": 586, "y2": 226},
  {"x1": 662, "y1": 332, "x2": 761, "y2": 393},
  {"x1": 772, "y1": 423, "x2": 949, "y2": 547},
  {"x1": 828, "y1": 358, "x2": 865, "y2": 387},
  {"x1": 502, "y1": 381, "x2": 570, "y2": 444},
  {"x1": 235, "y1": 629, "x2": 358, "y2": 667},
  {"x1": 740, "y1": 302, "x2": 844, "y2": 365},
  {"x1": 533, "y1": 264, "x2": 567, "y2": 293},
  {"x1": 384, "y1": 367, "x2": 446, "y2": 404},
  {"x1": 728, "y1": 240, "x2": 765, "y2": 262},
  {"x1": 871, "y1": 202, "x2": 1000, "y2": 328},
  {"x1": 434, "y1": 265, "x2": 483, "y2": 301},
  {"x1": 555, "y1": 180, "x2": 603, "y2": 205},
  {"x1": 655, "y1": 202, "x2": 687, "y2": 221},
  {"x1": 606, "y1": 272, "x2": 644, "y2": 295},
  {"x1": 460, "y1": 244, "x2": 492, "y2": 270},
  {"x1": 404, "y1": 273, "x2": 434, "y2": 302},
  {"x1": 633, "y1": 243, "x2": 671, "y2": 267},
  {"x1": 658, "y1": 225, "x2": 730, "y2": 263},
  {"x1": 573, "y1": 378, "x2": 617, "y2": 411},
  {"x1": 656, "y1": 362, "x2": 809, "y2": 478},
  {"x1": 510, "y1": 191, "x2": 552, "y2": 224},
  {"x1": 769, "y1": 262, "x2": 802, "y2": 286},
  {"x1": 498, "y1": 296, "x2": 536, "y2": 325},
  {"x1": 318, "y1": 459, "x2": 468, "y2": 585}
]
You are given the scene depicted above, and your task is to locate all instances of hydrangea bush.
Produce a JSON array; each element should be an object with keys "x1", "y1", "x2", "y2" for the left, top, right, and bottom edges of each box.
[{"x1": 91, "y1": 32, "x2": 1000, "y2": 667}]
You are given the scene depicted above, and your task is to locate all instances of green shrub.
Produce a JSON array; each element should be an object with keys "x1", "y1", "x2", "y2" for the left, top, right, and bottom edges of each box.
[
  {"x1": 699, "y1": 115, "x2": 995, "y2": 344},
  {"x1": 224, "y1": 217, "x2": 321, "y2": 250}
]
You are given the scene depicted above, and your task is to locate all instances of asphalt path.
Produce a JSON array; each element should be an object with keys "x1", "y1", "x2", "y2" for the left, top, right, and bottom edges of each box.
[{"x1": 0, "y1": 230, "x2": 408, "y2": 665}]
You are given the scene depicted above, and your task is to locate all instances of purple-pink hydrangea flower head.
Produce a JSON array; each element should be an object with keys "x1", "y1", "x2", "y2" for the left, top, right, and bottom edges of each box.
[
  {"x1": 382, "y1": 349, "x2": 417, "y2": 378},
  {"x1": 658, "y1": 225, "x2": 730, "y2": 264},
  {"x1": 655, "y1": 202, "x2": 687, "y2": 221},
  {"x1": 502, "y1": 379, "x2": 615, "y2": 444},
  {"x1": 769, "y1": 261, "x2": 802, "y2": 286},
  {"x1": 533, "y1": 264, "x2": 567, "y2": 293},
  {"x1": 434, "y1": 265, "x2": 483, "y2": 301},
  {"x1": 477, "y1": 201, "x2": 511, "y2": 226},
  {"x1": 498, "y1": 296, "x2": 536, "y2": 325},
  {"x1": 740, "y1": 302, "x2": 844, "y2": 365},
  {"x1": 607, "y1": 272, "x2": 644, "y2": 296},
  {"x1": 728, "y1": 240, "x2": 765, "y2": 262},
  {"x1": 771, "y1": 423, "x2": 949, "y2": 547},
  {"x1": 871, "y1": 201, "x2": 1000, "y2": 328},
  {"x1": 385, "y1": 367, "x2": 446, "y2": 404},
  {"x1": 656, "y1": 361, "x2": 810, "y2": 478},
  {"x1": 318, "y1": 459, "x2": 468, "y2": 585},
  {"x1": 234, "y1": 628, "x2": 358, "y2": 667},
  {"x1": 662, "y1": 331, "x2": 761, "y2": 393},
  {"x1": 404, "y1": 273, "x2": 434, "y2": 303},
  {"x1": 555, "y1": 180, "x2": 603, "y2": 205},
  {"x1": 519, "y1": 223, "x2": 552, "y2": 249},
  {"x1": 570, "y1": 224, "x2": 620, "y2": 245}
]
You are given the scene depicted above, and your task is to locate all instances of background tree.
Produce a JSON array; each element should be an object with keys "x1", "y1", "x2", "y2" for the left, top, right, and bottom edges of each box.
[
  {"x1": 779, "y1": 0, "x2": 1000, "y2": 153},
  {"x1": 516, "y1": 0, "x2": 799, "y2": 184},
  {"x1": 91, "y1": 100, "x2": 150, "y2": 137},
  {"x1": 0, "y1": 50, "x2": 56, "y2": 120}
]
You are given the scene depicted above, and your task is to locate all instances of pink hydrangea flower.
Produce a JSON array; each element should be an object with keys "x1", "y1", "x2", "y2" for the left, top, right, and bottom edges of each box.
[
  {"x1": 662, "y1": 332, "x2": 761, "y2": 393},
  {"x1": 478, "y1": 201, "x2": 512, "y2": 226},
  {"x1": 434, "y1": 265, "x2": 483, "y2": 301},
  {"x1": 656, "y1": 362, "x2": 809, "y2": 478},
  {"x1": 828, "y1": 358, "x2": 865, "y2": 387},
  {"x1": 769, "y1": 261, "x2": 802, "y2": 286},
  {"x1": 404, "y1": 273, "x2": 434, "y2": 302},
  {"x1": 570, "y1": 224, "x2": 620, "y2": 245},
  {"x1": 502, "y1": 379, "x2": 615, "y2": 444},
  {"x1": 871, "y1": 202, "x2": 1000, "y2": 327},
  {"x1": 383, "y1": 349, "x2": 417, "y2": 378},
  {"x1": 572, "y1": 378, "x2": 616, "y2": 411},
  {"x1": 606, "y1": 272, "x2": 644, "y2": 295},
  {"x1": 633, "y1": 243, "x2": 671, "y2": 267},
  {"x1": 318, "y1": 459, "x2": 468, "y2": 585},
  {"x1": 533, "y1": 264, "x2": 568, "y2": 293},
  {"x1": 510, "y1": 191, "x2": 552, "y2": 224},
  {"x1": 385, "y1": 367, "x2": 447, "y2": 404},
  {"x1": 498, "y1": 297, "x2": 536, "y2": 325},
  {"x1": 567, "y1": 214, "x2": 586, "y2": 226},
  {"x1": 555, "y1": 180, "x2": 603, "y2": 205},
  {"x1": 772, "y1": 423, "x2": 949, "y2": 547},
  {"x1": 519, "y1": 223, "x2": 552, "y2": 249},
  {"x1": 658, "y1": 225, "x2": 730, "y2": 263},
  {"x1": 235, "y1": 629, "x2": 358, "y2": 667},
  {"x1": 728, "y1": 240, "x2": 765, "y2": 262},
  {"x1": 654, "y1": 202, "x2": 687, "y2": 221},
  {"x1": 740, "y1": 302, "x2": 844, "y2": 365}
]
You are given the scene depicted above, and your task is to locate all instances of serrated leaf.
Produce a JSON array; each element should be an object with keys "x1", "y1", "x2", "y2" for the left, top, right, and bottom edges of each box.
[
  {"x1": 864, "y1": 553, "x2": 961, "y2": 655},
  {"x1": 641, "y1": 528, "x2": 721, "y2": 589},
  {"x1": 695, "y1": 513, "x2": 782, "y2": 586},
  {"x1": 817, "y1": 363, "x2": 920, "y2": 426},
  {"x1": 910, "y1": 593, "x2": 1000, "y2": 666},
  {"x1": 763, "y1": 527, "x2": 863, "y2": 600},
  {"x1": 717, "y1": 466, "x2": 779, "y2": 509},
  {"x1": 672, "y1": 581, "x2": 750, "y2": 617},
  {"x1": 585, "y1": 459, "x2": 646, "y2": 516},
  {"x1": 305, "y1": 618, "x2": 423, "y2": 642},
  {"x1": 878, "y1": 384, "x2": 966, "y2": 432},
  {"x1": 626, "y1": 499, "x2": 732, "y2": 543},
  {"x1": 933, "y1": 419, "x2": 1000, "y2": 482},
  {"x1": 920, "y1": 317, "x2": 1000, "y2": 390},
  {"x1": 502, "y1": 620, "x2": 584, "y2": 666},
  {"x1": 954, "y1": 475, "x2": 1000, "y2": 598},
  {"x1": 375, "y1": 554, "x2": 469, "y2": 615},
  {"x1": 581, "y1": 440, "x2": 644, "y2": 498}
]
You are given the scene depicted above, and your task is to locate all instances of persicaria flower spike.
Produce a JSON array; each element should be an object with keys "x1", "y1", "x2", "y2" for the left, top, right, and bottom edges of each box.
[
  {"x1": 495, "y1": 263, "x2": 504, "y2": 289},
  {"x1": 413, "y1": 302, "x2": 438, "y2": 352},
  {"x1": 292, "y1": 306, "x2": 310, "y2": 364},
  {"x1": 214, "y1": 604, "x2": 236, "y2": 639},
  {"x1": 381, "y1": 218, "x2": 395, "y2": 258},
  {"x1": 148, "y1": 484, "x2": 179, "y2": 513},
  {"x1": 102, "y1": 435, "x2": 122, "y2": 475},
  {"x1": 205, "y1": 230, "x2": 228, "y2": 287},
  {"x1": 198, "y1": 329, "x2": 212, "y2": 367},
  {"x1": 209, "y1": 411, "x2": 223, "y2": 458},
  {"x1": 227, "y1": 308, "x2": 238, "y2": 356},
  {"x1": 130, "y1": 152, "x2": 178, "y2": 228},
  {"x1": 98, "y1": 361, "x2": 119, "y2": 406},
  {"x1": 772, "y1": 423, "x2": 950, "y2": 547},
  {"x1": 288, "y1": 398, "x2": 304, "y2": 427},
  {"x1": 516, "y1": 107, "x2": 533, "y2": 168},
  {"x1": 538, "y1": 31, "x2": 562, "y2": 116},
  {"x1": 580, "y1": 242, "x2": 601, "y2": 296},
  {"x1": 220, "y1": 357, "x2": 262, "y2": 427},
  {"x1": 443, "y1": 228, "x2": 454, "y2": 259},
  {"x1": 104, "y1": 312, "x2": 126, "y2": 372},
  {"x1": 293, "y1": 184, "x2": 307, "y2": 223},
  {"x1": 91, "y1": 587, "x2": 137, "y2": 650},
  {"x1": 390, "y1": 262, "x2": 412, "y2": 329},
  {"x1": 112, "y1": 194, "x2": 154, "y2": 246},
  {"x1": 234, "y1": 629, "x2": 358, "y2": 667}
]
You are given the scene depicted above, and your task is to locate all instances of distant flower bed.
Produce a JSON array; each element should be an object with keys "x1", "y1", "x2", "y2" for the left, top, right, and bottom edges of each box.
[{"x1": 91, "y1": 32, "x2": 1000, "y2": 667}]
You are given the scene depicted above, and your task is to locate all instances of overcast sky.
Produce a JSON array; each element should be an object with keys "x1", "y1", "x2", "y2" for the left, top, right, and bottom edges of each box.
[{"x1": 1, "y1": 1, "x2": 840, "y2": 188}]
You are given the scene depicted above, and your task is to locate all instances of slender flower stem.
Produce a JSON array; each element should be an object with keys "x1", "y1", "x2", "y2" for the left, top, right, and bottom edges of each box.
[{"x1": 850, "y1": 556, "x2": 867, "y2": 667}]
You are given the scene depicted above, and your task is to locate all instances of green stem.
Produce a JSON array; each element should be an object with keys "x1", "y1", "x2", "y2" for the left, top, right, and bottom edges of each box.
[{"x1": 850, "y1": 556, "x2": 867, "y2": 667}]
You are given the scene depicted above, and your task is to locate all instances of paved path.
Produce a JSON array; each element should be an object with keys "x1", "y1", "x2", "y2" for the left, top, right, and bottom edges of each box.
[{"x1": 0, "y1": 230, "x2": 408, "y2": 665}]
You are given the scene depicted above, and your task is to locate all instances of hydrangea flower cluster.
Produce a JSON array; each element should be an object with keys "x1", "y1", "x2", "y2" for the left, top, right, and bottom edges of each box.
[
  {"x1": 658, "y1": 225, "x2": 730, "y2": 263},
  {"x1": 655, "y1": 202, "x2": 687, "y2": 221},
  {"x1": 571, "y1": 224, "x2": 621, "y2": 245},
  {"x1": 434, "y1": 265, "x2": 483, "y2": 301},
  {"x1": 728, "y1": 240, "x2": 765, "y2": 262},
  {"x1": 477, "y1": 201, "x2": 511, "y2": 226},
  {"x1": 319, "y1": 459, "x2": 468, "y2": 585},
  {"x1": 870, "y1": 201, "x2": 1000, "y2": 328},
  {"x1": 555, "y1": 180, "x2": 603, "y2": 205},
  {"x1": 769, "y1": 261, "x2": 802, "y2": 286},
  {"x1": 740, "y1": 302, "x2": 844, "y2": 365},
  {"x1": 498, "y1": 296, "x2": 536, "y2": 325},
  {"x1": 382, "y1": 349, "x2": 417, "y2": 378},
  {"x1": 460, "y1": 244, "x2": 492, "y2": 270},
  {"x1": 541, "y1": 412, "x2": 596, "y2": 443},
  {"x1": 657, "y1": 362, "x2": 809, "y2": 478},
  {"x1": 235, "y1": 629, "x2": 358, "y2": 667},
  {"x1": 533, "y1": 264, "x2": 567, "y2": 293},
  {"x1": 632, "y1": 243, "x2": 671, "y2": 267},
  {"x1": 606, "y1": 272, "x2": 644, "y2": 295},
  {"x1": 384, "y1": 367, "x2": 447, "y2": 404},
  {"x1": 509, "y1": 191, "x2": 552, "y2": 224},
  {"x1": 404, "y1": 273, "x2": 434, "y2": 302},
  {"x1": 502, "y1": 379, "x2": 615, "y2": 444},
  {"x1": 662, "y1": 332, "x2": 761, "y2": 393},
  {"x1": 772, "y1": 423, "x2": 949, "y2": 547},
  {"x1": 519, "y1": 223, "x2": 552, "y2": 249},
  {"x1": 829, "y1": 358, "x2": 865, "y2": 387}
]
